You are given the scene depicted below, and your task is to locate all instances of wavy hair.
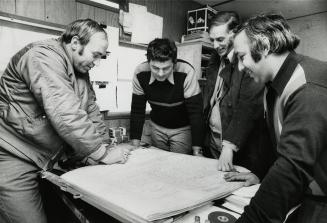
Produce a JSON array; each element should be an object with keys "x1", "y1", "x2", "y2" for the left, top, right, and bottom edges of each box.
[
  {"x1": 146, "y1": 38, "x2": 177, "y2": 63},
  {"x1": 236, "y1": 13, "x2": 300, "y2": 62},
  {"x1": 61, "y1": 19, "x2": 107, "y2": 46},
  {"x1": 209, "y1": 11, "x2": 240, "y2": 32}
]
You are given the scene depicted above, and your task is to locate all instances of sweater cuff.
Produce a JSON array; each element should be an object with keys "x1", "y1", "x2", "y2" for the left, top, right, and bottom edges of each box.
[
  {"x1": 130, "y1": 94, "x2": 146, "y2": 140},
  {"x1": 185, "y1": 93, "x2": 205, "y2": 146},
  {"x1": 222, "y1": 140, "x2": 239, "y2": 152}
]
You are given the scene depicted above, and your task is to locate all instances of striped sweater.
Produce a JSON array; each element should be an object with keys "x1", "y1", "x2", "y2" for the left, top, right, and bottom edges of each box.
[{"x1": 130, "y1": 59, "x2": 205, "y2": 146}]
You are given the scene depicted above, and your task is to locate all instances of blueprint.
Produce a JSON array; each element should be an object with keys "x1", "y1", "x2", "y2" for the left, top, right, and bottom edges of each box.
[{"x1": 61, "y1": 147, "x2": 245, "y2": 222}]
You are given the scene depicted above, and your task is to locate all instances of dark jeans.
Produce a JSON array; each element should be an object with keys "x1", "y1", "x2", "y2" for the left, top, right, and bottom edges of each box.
[{"x1": 286, "y1": 195, "x2": 327, "y2": 223}]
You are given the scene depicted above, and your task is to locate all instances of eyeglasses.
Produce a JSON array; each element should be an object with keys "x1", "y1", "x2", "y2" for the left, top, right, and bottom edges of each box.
[
  {"x1": 93, "y1": 51, "x2": 111, "y2": 66},
  {"x1": 101, "y1": 51, "x2": 111, "y2": 59}
]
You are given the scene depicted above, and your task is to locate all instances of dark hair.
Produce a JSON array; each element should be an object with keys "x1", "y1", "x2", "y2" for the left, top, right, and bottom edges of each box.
[
  {"x1": 146, "y1": 38, "x2": 177, "y2": 63},
  {"x1": 61, "y1": 19, "x2": 107, "y2": 45},
  {"x1": 235, "y1": 13, "x2": 300, "y2": 62},
  {"x1": 209, "y1": 11, "x2": 240, "y2": 32}
]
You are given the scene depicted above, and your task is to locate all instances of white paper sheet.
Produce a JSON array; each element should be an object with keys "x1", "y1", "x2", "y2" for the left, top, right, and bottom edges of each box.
[
  {"x1": 92, "y1": 82, "x2": 117, "y2": 111},
  {"x1": 61, "y1": 148, "x2": 244, "y2": 222},
  {"x1": 232, "y1": 184, "x2": 260, "y2": 198},
  {"x1": 117, "y1": 46, "x2": 146, "y2": 81},
  {"x1": 129, "y1": 3, "x2": 163, "y2": 44},
  {"x1": 89, "y1": 26, "x2": 119, "y2": 82},
  {"x1": 222, "y1": 183, "x2": 260, "y2": 214},
  {"x1": 89, "y1": 26, "x2": 119, "y2": 111}
]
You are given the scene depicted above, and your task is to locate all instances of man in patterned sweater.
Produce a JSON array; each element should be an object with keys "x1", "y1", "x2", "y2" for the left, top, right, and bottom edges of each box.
[{"x1": 130, "y1": 38, "x2": 205, "y2": 155}]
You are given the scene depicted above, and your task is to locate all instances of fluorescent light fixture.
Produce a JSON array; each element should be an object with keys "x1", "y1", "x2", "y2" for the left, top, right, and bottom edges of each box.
[{"x1": 89, "y1": 0, "x2": 119, "y2": 9}]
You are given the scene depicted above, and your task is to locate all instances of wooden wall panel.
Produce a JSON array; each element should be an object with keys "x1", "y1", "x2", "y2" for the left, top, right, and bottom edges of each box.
[
  {"x1": 153, "y1": 0, "x2": 172, "y2": 39},
  {"x1": 216, "y1": 1, "x2": 327, "y2": 20},
  {"x1": 106, "y1": 10, "x2": 119, "y2": 27},
  {"x1": 16, "y1": 0, "x2": 45, "y2": 20},
  {"x1": 170, "y1": 0, "x2": 199, "y2": 41},
  {"x1": 129, "y1": 0, "x2": 146, "y2": 6},
  {"x1": 2, "y1": 0, "x2": 201, "y2": 42},
  {"x1": 0, "y1": 0, "x2": 15, "y2": 14},
  {"x1": 129, "y1": 0, "x2": 201, "y2": 42},
  {"x1": 94, "y1": 7, "x2": 107, "y2": 25},
  {"x1": 289, "y1": 12, "x2": 327, "y2": 61},
  {"x1": 45, "y1": 0, "x2": 76, "y2": 25},
  {"x1": 144, "y1": 0, "x2": 157, "y2": 13},
  {"x1": 77, "y1": 2, "x2": 95, "y2": 20}
]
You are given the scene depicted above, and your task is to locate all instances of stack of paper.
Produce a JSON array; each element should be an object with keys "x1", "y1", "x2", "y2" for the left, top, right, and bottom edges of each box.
[
  {"x1": 60, "y1": 148, "x2": 245, "y2": 222},
  {"x1": 222, "y1": 184, "x2": 260, "y2": 214}
]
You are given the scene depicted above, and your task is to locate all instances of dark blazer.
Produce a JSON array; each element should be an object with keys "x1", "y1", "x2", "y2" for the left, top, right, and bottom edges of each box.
[{"x1": 203, "y1": 50, "x2": 275, "y2": 179}]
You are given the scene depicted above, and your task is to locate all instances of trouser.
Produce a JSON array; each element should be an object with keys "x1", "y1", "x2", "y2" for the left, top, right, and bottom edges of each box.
[
  {"x1": 0, "y1": 147, "x2": 47, "y2": 223},
  {"x1": 285, "y1": 195, "x2": 327, "y2": 223},
  {"x1": 296, "y1": 195, "x2": 327, "y2": 223},
  {"x1": 150, "y1": 121, "x2": 192, "y2": 154}
]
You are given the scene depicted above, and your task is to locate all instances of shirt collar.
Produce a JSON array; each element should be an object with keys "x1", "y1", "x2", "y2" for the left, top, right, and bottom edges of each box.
[
  {"x1": 226, "y1": 49, "x2": 235, "y2": 64},
  {"x1": 220, "y1": 49, "x2": 235, "y2": 67},
  {"x1": 269, "y1": 51, "x2": 300, "y2": 96},
  {"x1": 149, "y1": 67, "x2": 174, "y2": 85},
  {"x1": 59, "y1": 38, "x2": 74, "y2": 77}
]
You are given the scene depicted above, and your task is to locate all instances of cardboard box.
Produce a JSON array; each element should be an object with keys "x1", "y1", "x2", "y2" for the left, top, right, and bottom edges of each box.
[{"x1": 187, "y1": 6, "x2": 217, "y2": 34}]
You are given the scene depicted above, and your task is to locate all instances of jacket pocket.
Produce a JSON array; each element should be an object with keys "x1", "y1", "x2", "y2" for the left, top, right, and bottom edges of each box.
[
  {"x1": 3, "y1": 104, "x2": 24, "y2": 134},
  {"x1": 22, "y1": 115, "x2": 64, "y2": 152}
]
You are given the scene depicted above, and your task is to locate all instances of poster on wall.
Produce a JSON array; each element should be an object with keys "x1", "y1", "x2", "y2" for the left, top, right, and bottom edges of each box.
[
  {"x1": 119, "y1": 3, "x2": 163, "y2": 45},
  {"x1": 89, "y1": 26, "x2": 119, "y2": 111}
]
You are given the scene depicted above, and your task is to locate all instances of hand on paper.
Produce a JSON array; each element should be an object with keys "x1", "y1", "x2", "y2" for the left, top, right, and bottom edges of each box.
[
  {"x1": 101, "y1": 146, "x2": 132, "y2": 164},
  {"x1": 223, "y1": 172, "x2": 260, "y2": 186},
  {"x1": 217, "y1": 145, "x2": 234, "y2": 171}
]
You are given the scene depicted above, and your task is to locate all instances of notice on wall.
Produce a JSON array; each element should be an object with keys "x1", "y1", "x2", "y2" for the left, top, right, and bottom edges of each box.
[
  {"x1": 128, "y1": 3, "x2": 163, "y2": 45},
  {"x1": 89, "y1": 26, "x2": 119, "y2": 111}
]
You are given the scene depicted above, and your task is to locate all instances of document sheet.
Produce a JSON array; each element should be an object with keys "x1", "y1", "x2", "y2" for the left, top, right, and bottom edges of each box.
[{"x1": 61, "y1": 148, "x2": 244, "y2": 222}]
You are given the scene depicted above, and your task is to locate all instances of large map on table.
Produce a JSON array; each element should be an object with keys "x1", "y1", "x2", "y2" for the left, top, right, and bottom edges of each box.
[{"x1": 60, "y1": 147, "x2": 245, "y2": 223}]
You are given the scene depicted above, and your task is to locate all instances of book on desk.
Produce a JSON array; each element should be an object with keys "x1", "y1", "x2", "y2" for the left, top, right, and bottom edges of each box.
[{"x1": 42, "y1": 147, "x2": 249, "y2": 223}]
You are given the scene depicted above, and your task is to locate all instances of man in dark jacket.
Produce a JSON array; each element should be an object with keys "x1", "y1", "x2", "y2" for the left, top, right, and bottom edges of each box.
[
  {"x1": 229, "y1": 13, "x2": 327, "y2": 223},
  {"x1": 203, "y1": 11, "x2": 274, "y2": 178}
]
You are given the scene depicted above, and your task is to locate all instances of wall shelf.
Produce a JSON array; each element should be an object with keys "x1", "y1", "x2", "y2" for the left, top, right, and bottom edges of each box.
[{"x1": 177, "y1": 40, "x2": 214, "y2": 79}]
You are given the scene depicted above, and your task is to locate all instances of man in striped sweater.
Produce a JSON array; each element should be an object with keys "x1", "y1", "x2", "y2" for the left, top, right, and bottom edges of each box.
[{"x1": 130, "y1": 38, "x2": 205, "y2": 155}]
